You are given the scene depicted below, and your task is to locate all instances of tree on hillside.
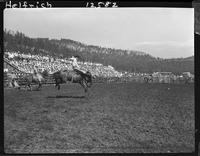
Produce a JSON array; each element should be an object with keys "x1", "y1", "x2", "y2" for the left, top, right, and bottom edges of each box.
[{"x1": 3, "y1": 30, "x2": 194, "y2": 74}]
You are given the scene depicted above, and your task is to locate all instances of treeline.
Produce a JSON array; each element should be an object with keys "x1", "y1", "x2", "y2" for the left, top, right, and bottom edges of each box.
[{"x1": 4, "y1": 30, "x2": 194, "y2": 74}]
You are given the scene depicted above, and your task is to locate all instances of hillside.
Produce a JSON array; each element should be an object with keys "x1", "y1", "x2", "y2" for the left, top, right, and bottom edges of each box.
[{"x1": 4, "y1": 30, "x2": 194, "y2": 74}]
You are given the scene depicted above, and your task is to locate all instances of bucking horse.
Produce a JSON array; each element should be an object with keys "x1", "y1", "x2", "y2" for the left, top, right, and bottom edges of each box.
[{"x1": 52, "y1": 69, "x2": 93, "y2": 93}]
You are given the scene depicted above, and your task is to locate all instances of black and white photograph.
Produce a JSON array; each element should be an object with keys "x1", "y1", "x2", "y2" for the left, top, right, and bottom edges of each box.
[{"x1": 3, "y1": 2, "x2": 195, "y2": 153}]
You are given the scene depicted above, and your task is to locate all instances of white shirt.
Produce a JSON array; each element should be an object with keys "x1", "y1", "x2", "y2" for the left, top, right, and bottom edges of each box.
[{"x1": 69, "y1": 57, "x2": 79, "y2": 69}]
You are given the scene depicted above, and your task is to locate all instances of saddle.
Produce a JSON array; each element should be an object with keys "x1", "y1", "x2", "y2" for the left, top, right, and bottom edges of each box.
[{"x1": 74, "y1": 69, "x2": 88, "y2": 77}]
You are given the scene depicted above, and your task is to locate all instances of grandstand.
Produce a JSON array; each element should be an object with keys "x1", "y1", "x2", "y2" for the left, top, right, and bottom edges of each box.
[
  {"x1": 4, "y1": 51, "x2": 124, "y2": 85},
  {"x1": 4, "y1": 51, "x2": 122, "y2": 76}
]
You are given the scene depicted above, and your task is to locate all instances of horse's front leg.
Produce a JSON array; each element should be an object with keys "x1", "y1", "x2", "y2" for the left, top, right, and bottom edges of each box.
[
  {"x1": 58, "y1": 84, "x2": 60, "y2": 90},
  {"x1": 27, "y1": 84, "x2": 31, "y2": 91},
  {"x1": 80, "y1": 81, "x2": 87, "y2": 93},
  {"x1": 29, "y1": 84, "x2": 32, "y2": 91},
  {"x1": 38, "y1": 83, "x2": 42, "y2": 90}
]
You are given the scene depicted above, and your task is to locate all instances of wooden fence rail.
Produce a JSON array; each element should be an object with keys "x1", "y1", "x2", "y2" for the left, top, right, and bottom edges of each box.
[{"x1": 4, "y1": 74, "x2": 194, "y2": 88}]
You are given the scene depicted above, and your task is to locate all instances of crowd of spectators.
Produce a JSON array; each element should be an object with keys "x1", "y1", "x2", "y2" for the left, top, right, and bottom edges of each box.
[{"x1": 4, "y1": 51, "x2": 123, "y2": 77}]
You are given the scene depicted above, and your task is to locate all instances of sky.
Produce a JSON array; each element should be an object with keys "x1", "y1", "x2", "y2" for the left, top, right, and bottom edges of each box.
[{"x1": 4, "y1": 8, "x2": 194, "y2": 58}]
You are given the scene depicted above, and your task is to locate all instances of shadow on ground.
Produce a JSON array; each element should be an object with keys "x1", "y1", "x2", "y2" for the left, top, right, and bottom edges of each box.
[{"x1": 46, "y1": 95, "x2": 85, "y2": 99}]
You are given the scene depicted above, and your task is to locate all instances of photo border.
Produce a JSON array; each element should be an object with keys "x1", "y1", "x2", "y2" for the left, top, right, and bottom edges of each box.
[{"x1": 0, "y1": 1, "x2": 197, "y2": 156}]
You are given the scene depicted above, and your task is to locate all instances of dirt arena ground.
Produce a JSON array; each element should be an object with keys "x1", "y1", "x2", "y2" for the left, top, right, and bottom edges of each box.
[{"x1": 4, "y1": 82, "x2": 194, "y2": 153}]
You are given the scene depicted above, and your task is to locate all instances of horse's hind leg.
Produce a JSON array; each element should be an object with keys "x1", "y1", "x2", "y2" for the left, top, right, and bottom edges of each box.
[
  {"x1": 84, "y1": 85, "x2": 88, "y2": 93},
  {"x1": 80, "y1": 81, "x2": 88, "y2": 93},
  {"x1": 28, "y1": 84, "x2": 32, "y2": 91},
  {"x1": 55, "y1": 81, "x2": 60, "y2": 90},
  {"x1": 55, "y1": 82, "x2": 60, "y2": 90},
  {"x1": 55, "y1": 80, "x2": 58, "y2": 88},
  {"x1": 58, "y1": 84, "x2": 60, "y2": 90},
  {"x1": 26, "y1": 84, "x2": 30, "y2": 91},
  {"x1": 84, "y1": 87, "x2": 87, "y2": 93},
  {"x1": 25, "y1": 83, "x2": 29, "y2": 91}
]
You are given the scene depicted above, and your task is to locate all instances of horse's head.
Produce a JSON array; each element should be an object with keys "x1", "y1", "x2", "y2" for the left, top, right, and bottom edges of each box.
[{"x1": 85, "y1": 71, "x2": 93, "y2": 87}]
